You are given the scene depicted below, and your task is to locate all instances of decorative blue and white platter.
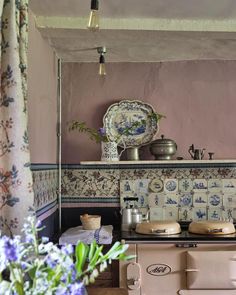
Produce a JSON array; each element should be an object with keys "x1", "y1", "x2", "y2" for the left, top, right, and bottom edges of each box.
[{"x1": 103, "y1": 100, "x2": 158, "y2": 147}]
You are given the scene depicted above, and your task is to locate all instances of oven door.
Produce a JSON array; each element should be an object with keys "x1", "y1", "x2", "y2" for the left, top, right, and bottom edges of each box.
[{"x1": 186, "y1": 251, "x2": 236, "y2": 289}]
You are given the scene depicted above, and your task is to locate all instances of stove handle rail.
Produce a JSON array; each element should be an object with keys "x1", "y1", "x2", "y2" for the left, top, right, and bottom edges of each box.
[
  {"x1": 185, "y1": 268, "x2": 199, "y2": 272},
  {"x1": 175, "y1": 243, "x2": 198, "y2": 248}
]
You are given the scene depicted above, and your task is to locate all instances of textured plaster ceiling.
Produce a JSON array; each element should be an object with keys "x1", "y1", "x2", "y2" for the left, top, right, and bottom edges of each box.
[{"x1": 29, "y1": 0, "x2": 236, "y2": 62}]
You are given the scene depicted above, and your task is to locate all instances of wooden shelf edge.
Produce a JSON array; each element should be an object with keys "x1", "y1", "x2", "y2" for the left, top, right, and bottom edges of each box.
[{"x1": 80, "y1": 159, "x2": 236, "y2": 165}]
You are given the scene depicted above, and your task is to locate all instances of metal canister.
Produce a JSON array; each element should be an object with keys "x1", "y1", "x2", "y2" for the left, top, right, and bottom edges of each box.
[{"x1": 149, "y1": 134, "x2": 177, "y2": 160}]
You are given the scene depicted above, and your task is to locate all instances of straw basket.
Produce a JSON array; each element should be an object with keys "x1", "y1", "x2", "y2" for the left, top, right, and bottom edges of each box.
[{"x1": 80, "y1": 214, "x2": 101, "y2": 230}]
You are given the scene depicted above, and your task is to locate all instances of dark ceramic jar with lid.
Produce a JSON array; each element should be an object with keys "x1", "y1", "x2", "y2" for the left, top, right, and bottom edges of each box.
[{"x1": 149, "y1": 135, "x2": 177, "y2": 160}]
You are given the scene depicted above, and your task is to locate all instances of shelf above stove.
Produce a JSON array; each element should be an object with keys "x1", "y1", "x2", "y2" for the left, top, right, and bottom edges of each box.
[
  {"x1": 78, "y1": 159, "x2": 236, "y2": 169},
  {"x1": 81, "y1": 160, "x2": 236, "y2": 165}
]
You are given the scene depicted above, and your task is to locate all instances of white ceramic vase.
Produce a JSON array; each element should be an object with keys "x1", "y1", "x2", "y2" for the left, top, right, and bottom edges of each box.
[{"x1": 101, "y1": 141, "x2": 119, "y2": 161}]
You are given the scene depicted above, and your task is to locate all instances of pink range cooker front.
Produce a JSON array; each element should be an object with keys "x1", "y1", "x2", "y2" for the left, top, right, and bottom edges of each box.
[{"x1": 120, "y1": 225, "x2": 236, "y2": 295}]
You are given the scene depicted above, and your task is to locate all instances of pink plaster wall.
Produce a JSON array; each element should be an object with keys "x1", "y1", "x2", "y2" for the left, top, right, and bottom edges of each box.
[
  {"x1": 61, "y1": 61, "x2": 236, "y2": 163},
  {"x1": 28, "y1": 10, "x2": 58, "y2": 163}
]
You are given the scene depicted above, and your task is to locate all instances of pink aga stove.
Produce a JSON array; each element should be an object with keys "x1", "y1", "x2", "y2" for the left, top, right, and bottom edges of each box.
[{"x1": 119, "y1": 220, "x2": 236, "y2": 295}]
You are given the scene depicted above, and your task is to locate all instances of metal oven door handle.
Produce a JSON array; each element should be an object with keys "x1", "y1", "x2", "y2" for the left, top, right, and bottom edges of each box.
[
  {"x1": 185, "y1": 268, "x2": 199, "y2": 272},
  {"x1": 207, "y1": 228, "x2": 224, "y2": 233},
  {"x1": 150, "y1": 228, "x2": 168, "y2": 234}
]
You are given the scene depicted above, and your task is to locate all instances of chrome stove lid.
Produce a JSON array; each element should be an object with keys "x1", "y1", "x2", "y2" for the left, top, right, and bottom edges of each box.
[
  {"x1": 188, "y1": 220, "x2": 235, "y2": 235},
  {"x1": 135, "y1": 220, "x2": 181, "y2": 235}
]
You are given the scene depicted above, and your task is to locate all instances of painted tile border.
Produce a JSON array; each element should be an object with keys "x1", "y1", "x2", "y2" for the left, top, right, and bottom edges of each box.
[
  {"x1": 61, "y1": 163, "x2": 236, "y2": 222},
  {"x1": 61, "y1": 166, "x2": 120, "y2": 207},
  {"x1": 31, "y1": 163, "x2": 59, "y2": 221}
]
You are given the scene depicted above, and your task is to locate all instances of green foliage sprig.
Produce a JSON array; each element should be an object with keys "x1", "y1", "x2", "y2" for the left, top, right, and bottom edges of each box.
[
  {"x1": 68, "y1": 112, "x2": 165, "y2": 144},
  {"x1": 69, "y1": 122, "x2": 108, "y2": 143}
]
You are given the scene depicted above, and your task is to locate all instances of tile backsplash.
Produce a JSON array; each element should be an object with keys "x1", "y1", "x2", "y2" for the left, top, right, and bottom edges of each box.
[{"x1": 120, "y1": 164, "x2": 236, "y2": 222}]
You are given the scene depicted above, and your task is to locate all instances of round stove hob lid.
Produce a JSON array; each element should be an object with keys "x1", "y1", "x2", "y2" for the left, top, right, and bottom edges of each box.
[
  {"x1": 135, "y1": 220, "x2": 181, "y2": 235},
  {"x1": 188, "y1": 220, "x2": 235, "y2": 235}
]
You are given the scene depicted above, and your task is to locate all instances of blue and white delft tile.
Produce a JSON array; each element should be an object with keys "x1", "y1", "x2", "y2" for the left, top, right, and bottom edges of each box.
[
  {"x1": 222, "y1": 208, "x2": 234, "y2": 222},
  {"x1": 193, "y1": 207, "x2": 207, "y2": 221},
  {"x1": 223, "y1": 194, "x2": 236, "y2": 207},
  {"x1": 164, "y1": 207, "x2": 179, "y2": 221},
  {"x1": 208, "y1": 193, "x2": 222, "y2": 208},
  {"x1": 164, "y1": 179, "x2": 178, "y2": 193},
  {"x1": 164, "y1": 193, "x2": 179, "y2": 206},
  {"x1": 193, "y1": 193, "x2": 208, "y2": 207},
  {"x1": 137, "y1": 192, "x2": 148, "y2": 207},
  {"x1": 149, "y1": 178, "x2": 163, "y2": 193},
  {"x1": 150, "y1": 207, "x2": 163, "y2": 221},
  {"x1": 120, "y1": 180, "x2": 135, "y2": 194},
  {"x1": 208, "y1": 208, "x2": 222, "y2": 220},
  {"x1": 179, "y1": 193, "x2": 193, "y2": 207},
  {"x1": 207, "y1": 179, "x2": 222, "y2": 192},
  {"x1": 179, "y1": 179, "x2": 193, "y2": 192},
  {"x1": 148, "y1": 193, "x2": 165, "y2": 207},
  {"x1": 222, "y1": 179, "x2": 236, "y2": 193},
  {"x1": 179, "y1": 207, "x2": 193, "y2": 221},
  {"x1": 193, "y1": 179, "x2": 208, "y2": 192},
  {"x1": 135, "y1": 179, "x2": 150, "y2": 194}
]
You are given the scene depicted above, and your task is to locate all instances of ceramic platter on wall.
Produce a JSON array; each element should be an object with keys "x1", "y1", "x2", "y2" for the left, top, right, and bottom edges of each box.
[{"x1": 103, "y1": 100, "x2": 159, "y2": 147}]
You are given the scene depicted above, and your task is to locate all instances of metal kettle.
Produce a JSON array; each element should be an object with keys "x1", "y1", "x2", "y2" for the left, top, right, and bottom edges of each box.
[
  {"x1": 131, "y1": 208, "x2": 142, "y2": 230},
  {"x1": 121, "y1": 206, "x2": 133, "y2": 225},
  {"x1": 121, "y1": 197, "x2": 142, "y2": 231},
  {"x1": 188, "y1": 144, "x2": 205, "y2": 160}
]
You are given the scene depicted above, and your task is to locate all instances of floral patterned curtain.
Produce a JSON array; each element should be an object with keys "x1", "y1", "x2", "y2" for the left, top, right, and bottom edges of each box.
[{"x1": 0, "y1": 0, "x2": 34, "y2": 236}]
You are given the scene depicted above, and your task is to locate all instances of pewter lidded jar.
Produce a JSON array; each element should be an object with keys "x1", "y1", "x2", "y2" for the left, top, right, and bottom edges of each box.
[{"x1": 149, "y1": 134, "x2": 177, "y2": 160}]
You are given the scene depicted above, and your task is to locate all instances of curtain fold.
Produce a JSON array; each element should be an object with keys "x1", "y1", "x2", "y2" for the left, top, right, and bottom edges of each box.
[{"x1": 0, "y1": 0, "x2": 34, "y2": 236}]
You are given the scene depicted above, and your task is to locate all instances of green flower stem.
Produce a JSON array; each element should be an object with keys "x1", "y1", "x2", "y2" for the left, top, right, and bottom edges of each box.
[
  {"x1": 79, "y1": 243, "x2": 130, "y2": 281},
  {"x1": 8, "y1": 263, "x2": 24, "y2": 295}
]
